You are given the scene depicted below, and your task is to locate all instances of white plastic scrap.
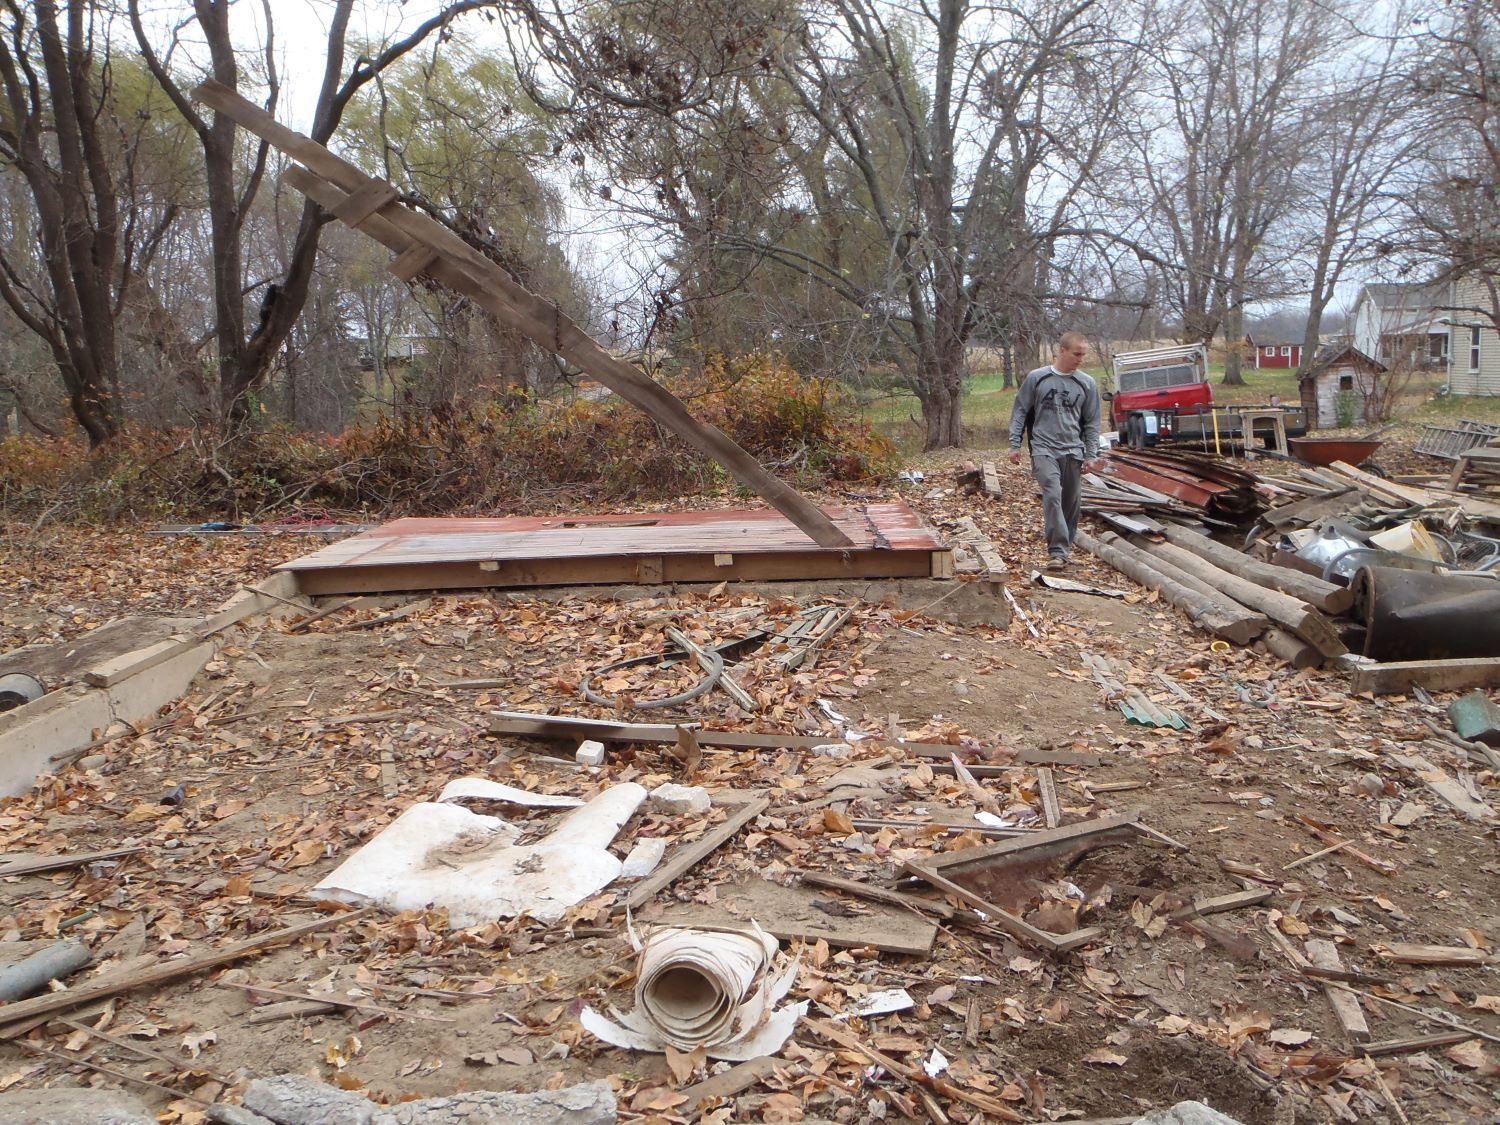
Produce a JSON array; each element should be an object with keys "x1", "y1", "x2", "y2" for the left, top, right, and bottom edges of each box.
[
  {"x1": 580, "y1": 921, "x2": 806, "y2": 1060},
  {"x1": 924, "y1": 1047, "x2": 949, "y2": 1078},
  {"x1": 836, "y1": 988, "x2": 914, "y2": 1020},
  {"x1": 312, "y1": 782, "x2": 646, "y2": 925}
]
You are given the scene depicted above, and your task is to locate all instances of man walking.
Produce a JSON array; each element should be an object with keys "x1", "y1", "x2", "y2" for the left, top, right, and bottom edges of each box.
[{"x1": 1008, "y1": 331, "x2": 1103, "y2": 569}]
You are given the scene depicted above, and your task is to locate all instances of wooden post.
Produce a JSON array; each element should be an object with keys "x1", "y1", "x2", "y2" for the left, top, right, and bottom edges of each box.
[
  {"x1": 1158, "y1": 523, "x2": 1352, "y2": 614},
  {"x1": 1078, "y1": 531, "x2": 1268, "y2": 645},
  {"x1": 189, "y1": 81, "x2": 853, "y2": 550},
  {"x1": 1132, "y1": 536, "x2": 1346, "y2": 657}
]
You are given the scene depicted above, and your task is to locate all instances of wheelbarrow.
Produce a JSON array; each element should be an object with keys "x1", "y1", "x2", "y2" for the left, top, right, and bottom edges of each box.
[{"x1": 1287, "y1": 436, "x2": 1384, "y2": 468}]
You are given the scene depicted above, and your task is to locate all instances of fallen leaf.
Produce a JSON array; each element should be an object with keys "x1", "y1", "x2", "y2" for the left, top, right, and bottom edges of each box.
[
  {"x1": 286, "y1": 839, "x2": 325, "y2": 868},
  {"x1": 180, "y1": 1031, "x2": 216, "y2": 1058},
  {"x1": 1268, "y1": 1028, "x2": 1313, "y2": 1046},
  {"x1": 1470, "y1": 995, "x2": 1500, "y2": 1014},
  {"x1": 1009, "y1": 956, "x2": 1042, "y2": 973},
  {"x1": 822, "y1": 808, "x2": 855, "y2": 835},
  {"x1": 1446, "y1": 1040, "x2": 1488, "y2": 1069},
  {"x1": 665, "y1": 1043, "x2": 705, "y2": 1085},
  {"x1": 1082, "y1": 1048, "x2": 1128, "y2": 1066},
  {"x1": 1226, "y1": 1009, "x2": 1272, "y2": 1039}
]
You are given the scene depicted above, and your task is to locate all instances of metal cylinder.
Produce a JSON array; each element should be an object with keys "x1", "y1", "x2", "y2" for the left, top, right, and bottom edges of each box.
[
  {"x1": 0, "y1": 672, "x2": 46, "y2": 714},
  {"x1": 1353, "y1": 566, "x2": 1500, "y2": 662},
  {"x1": 0, "y1": 939, "x2": 91, "y2": 1001}
]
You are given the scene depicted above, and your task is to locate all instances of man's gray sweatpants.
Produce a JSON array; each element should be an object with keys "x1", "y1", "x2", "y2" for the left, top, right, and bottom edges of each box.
[{"x1": 1031, "y1": 453, "x2": 1083, "y2": 559}]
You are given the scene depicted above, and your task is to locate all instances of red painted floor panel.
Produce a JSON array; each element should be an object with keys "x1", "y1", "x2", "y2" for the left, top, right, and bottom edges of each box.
[{"x1": 280, "y1": 503, "x2": 944, "y2": 573}]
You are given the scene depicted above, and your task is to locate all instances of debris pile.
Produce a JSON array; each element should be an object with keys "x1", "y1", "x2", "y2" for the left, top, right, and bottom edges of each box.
[{"x1": 1078, "y1": 451, "x2": 1500, "y2": 694}]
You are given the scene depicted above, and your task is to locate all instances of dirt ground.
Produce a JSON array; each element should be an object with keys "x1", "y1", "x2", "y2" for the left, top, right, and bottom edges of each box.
[{"x1": 0, "y1": 444, "x2": 1498, "y2": 1124}]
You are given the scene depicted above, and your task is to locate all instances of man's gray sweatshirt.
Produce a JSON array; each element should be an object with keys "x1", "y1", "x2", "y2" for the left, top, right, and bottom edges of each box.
[{"x1": 1007, "y1": 365, "x2": 1102, "y2": 460}]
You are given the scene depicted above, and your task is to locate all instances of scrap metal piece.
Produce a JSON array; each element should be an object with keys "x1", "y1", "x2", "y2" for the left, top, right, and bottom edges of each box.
[{"x1": 1353, "y1": 566, "x2": 1500, "y2": 662}]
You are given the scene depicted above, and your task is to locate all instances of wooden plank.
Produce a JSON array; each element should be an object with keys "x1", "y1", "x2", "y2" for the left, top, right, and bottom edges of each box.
[
  {"x1": 289, "y1": 547, "x2": 936, "y2": 595},
  {"x1": 624, "y1": 797, "x2": 768, "y2": 909},
  {"x1": 1167, "y1": 888, "x2": 1273, "y2": 921},
  {"x1": 667, "y1": 627, "x2": 755, "y2": 712},
  {"x1": 805, "y1": 1017, "x2": 1023, "y2": 1122},
  {"x1": 0, "y1": 911, "x2": 367, "y2": 1031},
  {"x1": 852, "y1": 817, "x2": 1027, "y2": 838},
  {"x1": 680, "y1": 1056, "x2": 781, "y2": 1110},
  {"x1": 792, "y1": 869, "x2": 956, "y2": 920},
  {"x1": 389, "y1": 242, "x2": 438, "y2": 282},
  {"x1": 1036, "y1": 767, "x2": 1061, "y2": 829},
  {"x1": 660, "y1": 876, "x2": 938, "y2": 956},
  {"x1": 331, "y1": 180, "x2": 399, "y2": 227},
  {"x1": 1364, "y1": 1032, "x2": 1473, "y2": 1058},
  {"x1": 488, "y1": 713, "x2": 977, "y2": 760},
  {"x1": 1377, "y1": 943, "x2": 1491, "y2": 967},
  {"x1": 1016, "y1": 748, "x2": 1105, "y2": 767},
  {"x1": 1306, "y1": 939, "x2": 1371, "y2": 1043},
  {"x1": 81, "y1": 637, "x2": 197, "y2": 687},
  {"x1": 904, "y1": 862, "x2": 1099, "y2": 955},
  {"x1": 188, "y1": 82, "x2": 850, "y2": 550},
  {"x1": 1352, "y1": 657, "x2": 1500, "y2": 696},
  {"x1": 0, "y1": 848, "x2": 144, "y2": 878},
  {"x1": 920, "y1": 813, "x2": 1140, "y2": 873}
]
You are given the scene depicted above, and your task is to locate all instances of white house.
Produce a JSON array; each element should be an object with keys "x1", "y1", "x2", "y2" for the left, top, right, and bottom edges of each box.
[
  {"x1": 1350, "y1": 281, "x2": 1450, "y2": 369},
  {"x1": 1448, "y1": 275, "x2": 1500, "y2": 396}
]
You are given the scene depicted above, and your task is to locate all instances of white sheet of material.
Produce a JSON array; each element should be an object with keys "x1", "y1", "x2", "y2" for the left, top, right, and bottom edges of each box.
[
  {"x1": 312, "y1": 783, "x2": 646, "y2": 925},
  {"x1": 435, "y1": 777, "x2": 584, "y2": 808},
  {"x1": 580, "y1": 922, "x2": 805, "y2": 1059}
]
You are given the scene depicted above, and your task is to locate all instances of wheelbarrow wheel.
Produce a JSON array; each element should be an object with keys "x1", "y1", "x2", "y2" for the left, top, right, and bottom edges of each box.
[{"x1": 1356, "y1": 460, "x2": 1388, "y2": 479}]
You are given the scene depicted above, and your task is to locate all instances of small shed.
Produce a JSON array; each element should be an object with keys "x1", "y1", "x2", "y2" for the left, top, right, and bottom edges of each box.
[
  {"x1": 1247, "y1": 335, "x2": 1304, "y2": 369},
  {"x1": 1299, "y1": 344, "x2": 1386, "y2": 430}
]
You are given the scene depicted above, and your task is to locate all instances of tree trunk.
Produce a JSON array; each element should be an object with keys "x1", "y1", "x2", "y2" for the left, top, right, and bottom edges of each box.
[{"x1": 1221, "y1": 302, "x2": 1246, "y2": 386}]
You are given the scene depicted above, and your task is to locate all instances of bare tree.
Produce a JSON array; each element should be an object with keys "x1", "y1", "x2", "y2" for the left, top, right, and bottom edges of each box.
[
  {"x1": 1400, "y1": 0, "x2": 1500, "y2": 333},
  {"x1": 506, "y1": 0, "x2": 1142, "y2": 448},
  {"x1": 0, "y1": 0, "x2": 130, "y2": 444},
  {"x1": 128, "y1": 0, "x2": 493, "y2": 432},
  {"x1": 1291, "y1": 27, "x2": 1422, "y2": 378},
  {"x1": 1130, "y1": 0, "x2": 1330, "y2": 384}
]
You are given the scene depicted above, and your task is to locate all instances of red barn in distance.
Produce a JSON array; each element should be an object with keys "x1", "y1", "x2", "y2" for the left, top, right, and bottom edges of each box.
[{"x1": 1246, "y1": 335, "x2": 1303, "y2": 369}]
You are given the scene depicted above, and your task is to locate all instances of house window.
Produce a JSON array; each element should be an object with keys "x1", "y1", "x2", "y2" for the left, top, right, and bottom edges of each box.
[
  {"x1": 1264, "y1": 346, "x2": 1276, "y2": 356},
  {"x1": 1280, "y1": 346, "x2": 1291, "y2": 357},
  {"x1": 1338, "y1": 374, "x2": 1354, "y2": 391},
  {"x1": 1471, "y1": 326, "x2": 1482, "y2": 372}
]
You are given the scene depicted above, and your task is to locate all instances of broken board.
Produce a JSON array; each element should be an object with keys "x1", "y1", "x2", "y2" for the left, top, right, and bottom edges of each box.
[
  {"x1": 279, "y1": 506, "x2": 950, "y2": 595},
  {"x1": 656, "y1": 875, "x2": 938, "y2": 957}
]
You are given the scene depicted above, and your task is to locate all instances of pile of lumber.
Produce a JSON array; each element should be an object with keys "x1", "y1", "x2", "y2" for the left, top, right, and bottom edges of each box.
[
  {"x1": 955, "y1": 460, "x2": 1002, "y2": 499},
  {"x1": 1078, "y1": 521, "x2": 1351, "y2": 668}
]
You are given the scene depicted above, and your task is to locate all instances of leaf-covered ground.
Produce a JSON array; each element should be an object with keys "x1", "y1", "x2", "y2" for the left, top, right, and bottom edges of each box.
[{"x1": 0, "y1": 444, "x2": 1497, "y2": 1125}]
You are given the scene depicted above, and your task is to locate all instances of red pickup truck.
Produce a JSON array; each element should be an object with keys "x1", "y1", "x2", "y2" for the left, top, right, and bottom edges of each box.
[{"x1": 1107, "y1": 343, "x2": 1305, "y2": 449}]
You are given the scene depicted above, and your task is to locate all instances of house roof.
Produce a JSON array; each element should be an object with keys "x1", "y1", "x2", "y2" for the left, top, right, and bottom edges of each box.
[
  {"x1": 1308, "y1": 342, "x2": 1387, "y2": 374},
  {"x1": 1245, "y1": 335, "x2": 1300, "y2": 347},
  {"x1": 1358, "y1": 280, "x2": 1447, "y2": 310}
]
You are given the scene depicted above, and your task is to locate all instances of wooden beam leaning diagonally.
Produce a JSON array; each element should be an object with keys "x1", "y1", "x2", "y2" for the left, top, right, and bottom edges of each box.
[{"x1": 188, "y1": 80, "x2": 853, "y2": 550}]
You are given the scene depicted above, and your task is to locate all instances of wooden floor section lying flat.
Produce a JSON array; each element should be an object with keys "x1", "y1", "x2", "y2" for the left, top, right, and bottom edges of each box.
[{"x1": 279, "y1": 504, "x2": 953, "y2": 594}]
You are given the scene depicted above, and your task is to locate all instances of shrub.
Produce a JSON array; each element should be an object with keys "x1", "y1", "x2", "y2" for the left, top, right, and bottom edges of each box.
[{"x1": 0, "y1": 354, "x2": 896, "y2": 521}]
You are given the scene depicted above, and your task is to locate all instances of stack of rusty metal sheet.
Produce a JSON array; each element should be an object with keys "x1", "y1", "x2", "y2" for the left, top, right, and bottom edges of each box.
[{"x1": 1096, "y1": 448, "x2": 1267, "y2": 524}]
